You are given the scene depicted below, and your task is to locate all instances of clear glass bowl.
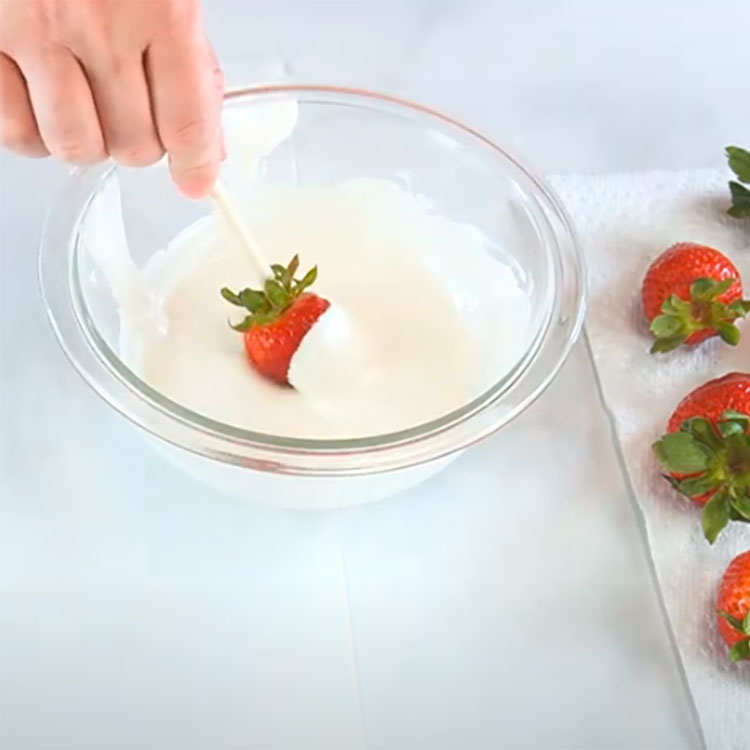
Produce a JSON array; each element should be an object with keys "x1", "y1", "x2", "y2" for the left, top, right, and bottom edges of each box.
[{"x1": 39, "y1": 84, "x2": 585, "y2": 508}]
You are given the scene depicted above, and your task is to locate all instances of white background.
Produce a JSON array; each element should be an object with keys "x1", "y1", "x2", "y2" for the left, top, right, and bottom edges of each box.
[{"x1": 2, "y1": 1, "x2": 748, "y2": 747}]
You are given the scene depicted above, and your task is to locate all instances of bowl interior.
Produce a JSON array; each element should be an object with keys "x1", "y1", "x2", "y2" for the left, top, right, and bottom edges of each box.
[{"x1": 42, "y1": 85, "x2": 584, "y2": 473}]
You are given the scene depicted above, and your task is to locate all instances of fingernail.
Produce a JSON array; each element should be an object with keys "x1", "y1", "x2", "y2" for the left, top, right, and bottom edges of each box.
[{"x1": 172, "y1": 163, "x2": 215, "y2": 200}]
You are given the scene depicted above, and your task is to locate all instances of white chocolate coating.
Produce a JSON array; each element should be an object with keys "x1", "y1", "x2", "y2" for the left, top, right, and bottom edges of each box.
[{"x1": 84, "y1": 102, "x2": 533, "y2": 440}]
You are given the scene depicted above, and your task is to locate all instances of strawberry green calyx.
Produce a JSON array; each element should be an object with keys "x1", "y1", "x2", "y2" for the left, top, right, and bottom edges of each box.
[
  {"x1": 718, "y1": 610, "x2": 750, "y2": 662},
  {"x1": 726, "y1": 145, "x2": 750, "y2": 219},
  {"x1": 653, "y1": 411, "x2": 750, "y2": 543},
  {"x1": 649, "y1": 278, "x2": 750, "y2": 353},
  {"x1": 220, "y1": 255, "x2": 319, "y2": 331}
]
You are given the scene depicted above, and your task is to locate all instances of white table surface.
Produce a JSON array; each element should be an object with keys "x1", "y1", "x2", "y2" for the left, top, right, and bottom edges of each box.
[{"x1": 2, "y1": 1, "x2": 748, "y2": 747}]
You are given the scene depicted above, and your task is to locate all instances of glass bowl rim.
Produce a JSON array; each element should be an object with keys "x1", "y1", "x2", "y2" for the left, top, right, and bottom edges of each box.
[{"x1": 39, "y1": 83, "x2": 586, "y2": 475}]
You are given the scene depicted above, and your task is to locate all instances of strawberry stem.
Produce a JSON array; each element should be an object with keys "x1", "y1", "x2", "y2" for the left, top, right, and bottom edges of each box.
[
  {"x1": 653, "y1": 411, "x2": 750, "y2": 543},
  {"x1": 650, "y1": 277, "x2": 750, "y2": 353},
  {"x1": 220, "y1": 255, "x2": 320, "y2": 332}
]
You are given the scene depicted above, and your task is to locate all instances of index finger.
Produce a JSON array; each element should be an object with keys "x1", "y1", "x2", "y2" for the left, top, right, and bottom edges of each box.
[{"x1": 146, "y1": 34, "x2": 223, "y2": 199}]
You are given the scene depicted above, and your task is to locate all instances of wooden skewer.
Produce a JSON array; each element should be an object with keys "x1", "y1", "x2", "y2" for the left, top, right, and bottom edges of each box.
[{"x1": 210, "y1": 179, "x2": 273, "y2": 280}]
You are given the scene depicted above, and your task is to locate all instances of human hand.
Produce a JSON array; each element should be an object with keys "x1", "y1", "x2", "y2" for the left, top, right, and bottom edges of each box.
[{"x1": 0, "y1": 0, "x2": 224, "y2": 198}]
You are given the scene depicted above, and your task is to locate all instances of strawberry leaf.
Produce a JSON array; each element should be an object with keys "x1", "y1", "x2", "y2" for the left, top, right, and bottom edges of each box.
[
  {"x1": 689, "y1": 278, "x2": 714, "y2": 301},
  {"x1": 719, "y1": 610, "x2": 746, "y2": 632},
  {"x1": 239, "y1": 289, "x2": 267, "y2": 312},
  {"x1": 220, "y1": 255, "x2": 322, "y2": 330},
  {"x1": 265, "y1": 279, "x2": 288, "y2": 308},
  {"x1": 285, "y1": 254, "x2": 300, "y2": 285},
  {"x1": 221, "y1": 288, "x2": 245, "y2": 306},
  {"x1": 661, "y1": 294, "x2": 690, "y2": 316},
  {"x1": 719, "y1": 610, "x2": 750, "y2": 660},
  {"x1": 724, "y1": 430, "x2": 750, "y2": 460},
  {"x1": 718, "y1": 420, "x2": 746, "y2": 439},
  {"x1": 726, "y1": 146, "x2": 750, "y2": 183},
  {"x1": 690, "y1": 277, "x2": 733, "y2": 301},
  {"x1": 720, "y1": 411, "x2": 750, "y2": 431},
  {"x1": 683, "y1": 417, "x2": 723, "y2": 450},
  {"x1": 675, "y1": 475, "x2": 721, "y2": 497},
  {"x1": 702, "y1": 492, "x2": 731, "y2": 544},
  {"x1": 728, "y1": 181, "x2": 750, "y2": 218},
  {"x1": 712, "y1": 279, "x2": 735, "y2": 297},
  {"x1": 728, "y1": 506, "x2": 750, "y2": 522},
  {"x1": 297, "y1": 266, "x2": 318, "y2": 291},
  {"x1": 718, "y1": 323, "x2": 741, "y2": 346},
  {"x1": 657, "y1": 411, "x2": 750, "y2": 545},
  {"x1": 653, "y1": 432, "x2": 711, "y2": 473},
  {"x1": 716, "y1": 411, "x2": 750, "y2": 439},
  {"x1": 230, "y1": 315, "x2": 255, "y2": 332},
  {"x1": 650, "y1": 276, "x2": 749, "y2": 353},
  {"x1": 728, "y1": 639, "x2": 750, "y2": 662},
  {"x1": 650, "y1": 314, "x2": 685, "y2": 338},
  {"x1": 650, "y1": 336, "x2": 685, "y2": 354},
  {"x1": 731, "y1": 494, "x2": 750, "y2": 520},
  {"x1": 721, "y1": 409, "x2": 750, "y2": 430}
]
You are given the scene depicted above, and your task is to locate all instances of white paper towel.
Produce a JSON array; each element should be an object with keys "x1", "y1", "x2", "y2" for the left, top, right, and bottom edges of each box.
[{"x1": 551, "y1": 169, "x2": 749, "y2": 749}]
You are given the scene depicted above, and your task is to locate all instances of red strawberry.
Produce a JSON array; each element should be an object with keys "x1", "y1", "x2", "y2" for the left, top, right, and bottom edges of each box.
[
  {"x1": 717, "y1": 550, "x2": 750, "y2": 662},
  {"x1": 641, "y1": 242, "x2": 750, "y2": 353},
  {"x1": 653, "y1": 373, "x2": 750, "y2": 542},
  {"x1": 220, "y1": 255, "x2": 330, "y2": 385}
]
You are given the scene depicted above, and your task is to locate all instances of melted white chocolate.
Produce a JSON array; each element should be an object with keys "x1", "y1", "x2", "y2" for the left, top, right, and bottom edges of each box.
[
  {"x1": 128, "y1": 177, "x2": 531, "y2": 438},
  {"x1": 84, "y1": 101, "x2": 533, "y2": 439}
]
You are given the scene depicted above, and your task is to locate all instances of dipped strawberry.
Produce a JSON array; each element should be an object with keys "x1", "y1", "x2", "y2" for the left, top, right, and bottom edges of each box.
[
  {"x1": 652, "y1": 372, "x2": 750, "y2": 543},
  {"x1": 221, "y1": 255, "x2": 330, "y2": 385},
  {"x1": 717, "y1": 550, "x2": 750, "y2": 663},
  {"x1": 642, "y1": 242, "x2": 750, "y2": 353}
]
